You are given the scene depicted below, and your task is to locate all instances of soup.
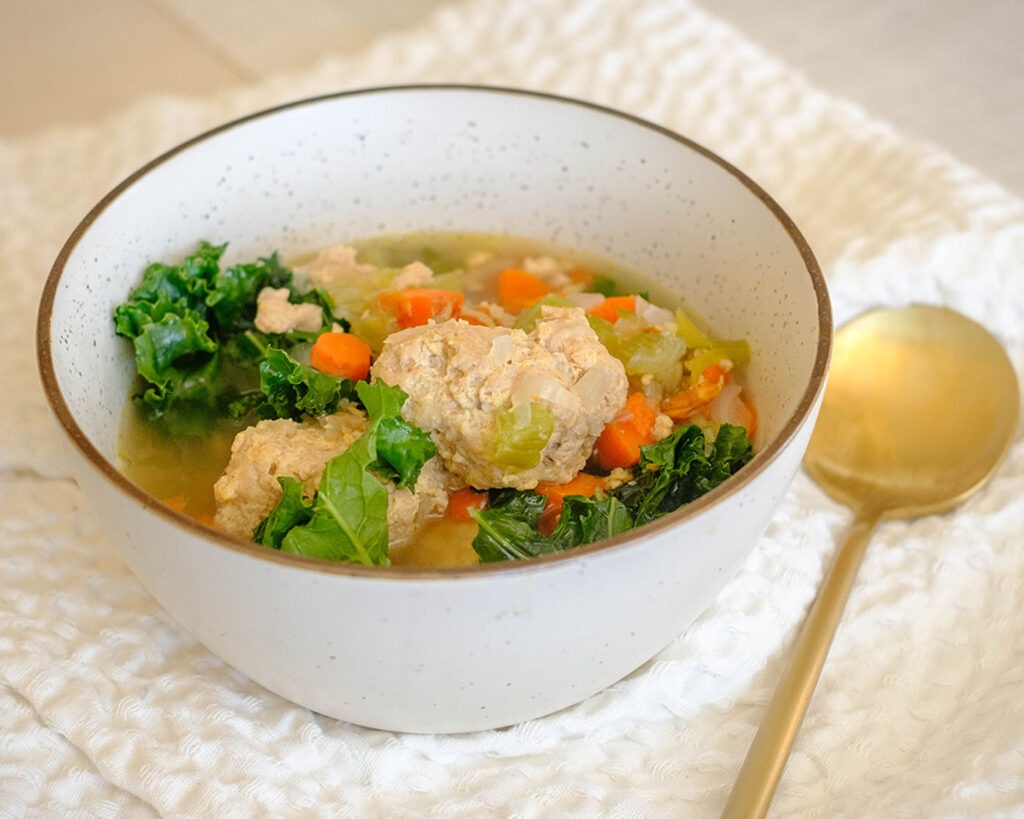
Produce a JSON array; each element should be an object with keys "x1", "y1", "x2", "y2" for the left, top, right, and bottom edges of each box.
[{"x1": 116, "y1": 232, "x2": 756, "y2": 567}]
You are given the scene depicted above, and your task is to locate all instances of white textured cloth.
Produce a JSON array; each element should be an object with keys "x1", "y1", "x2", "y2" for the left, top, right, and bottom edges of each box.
[{"x1": 3, "y1": 0, "x2": 1023, "y2": 815}]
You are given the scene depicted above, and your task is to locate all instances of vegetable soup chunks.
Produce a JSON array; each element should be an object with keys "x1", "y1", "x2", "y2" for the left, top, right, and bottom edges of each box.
[{"x1": 115, "y1": 233, "x2": 755, "y2": 567}]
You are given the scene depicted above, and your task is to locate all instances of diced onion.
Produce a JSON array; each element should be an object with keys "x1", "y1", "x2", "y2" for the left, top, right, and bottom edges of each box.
[
  {"x1": 488, "y1": 333, "x2": 517, "y2": 362},
  {"x1": 574, "y1": 365, "x2": 622, "y2": 406},
  {"x1": 565, "y1": 291, "x2": 606, "y2": 311},
  {"x1": 511, "y1": 371, "x2": 577, "y2": 410},
  {"x1": 707, "y1": 383, "x2": 742, "y2": 424},
  {"x1": 635, "y1": 296, "x2": 675, "y2": 328}
]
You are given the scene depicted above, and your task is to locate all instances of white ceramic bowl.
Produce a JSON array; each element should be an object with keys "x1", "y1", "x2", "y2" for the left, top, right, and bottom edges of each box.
[{"x1": 38, "y1": 85, "x2": 831, "y2": 733}]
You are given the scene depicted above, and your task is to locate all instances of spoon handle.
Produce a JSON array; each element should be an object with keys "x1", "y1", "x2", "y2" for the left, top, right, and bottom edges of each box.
[{"x1": 721, "y1": 513, "x2": 879, "y2": 819}]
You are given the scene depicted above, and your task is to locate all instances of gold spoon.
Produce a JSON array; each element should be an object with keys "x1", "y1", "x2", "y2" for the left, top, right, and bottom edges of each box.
[{"x1": 722, "y1": 304, "x2": 1020, "y2": 818}]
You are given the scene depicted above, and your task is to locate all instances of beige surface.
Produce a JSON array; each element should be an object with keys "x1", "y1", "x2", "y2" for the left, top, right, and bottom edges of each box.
[{"x1": 3, "y1": 0, "x2": 1022, "y2": 197}]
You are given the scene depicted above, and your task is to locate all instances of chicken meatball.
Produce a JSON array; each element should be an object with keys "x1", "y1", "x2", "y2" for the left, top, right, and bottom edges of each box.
[
  {"x1": 370, "y1": 306, "x2": 628, "y2": 490},
  {"x1": 214, "y1": 404, "x2": 449, "y2": 542}
]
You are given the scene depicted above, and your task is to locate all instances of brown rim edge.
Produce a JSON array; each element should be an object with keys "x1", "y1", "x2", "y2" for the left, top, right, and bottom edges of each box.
[{"x1": 36, "y1": 83, "x2": 833, "y2": 582}]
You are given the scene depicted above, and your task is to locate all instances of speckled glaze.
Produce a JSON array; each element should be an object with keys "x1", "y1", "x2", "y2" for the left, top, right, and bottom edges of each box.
[{"x1": 38, "y1": 86, "x2": 831, "y2": 733}]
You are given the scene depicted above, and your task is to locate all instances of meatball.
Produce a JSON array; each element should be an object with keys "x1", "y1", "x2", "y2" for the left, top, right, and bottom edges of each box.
[
  {"x1": 213, "y1": 405, "x2": 449, "y2": 543},
  {"x1": 370, "y1": 306, "x2": 628, "y2": 490},
  {"x1": 253, "y1": 287, "x2": 323, "y2": 334}
]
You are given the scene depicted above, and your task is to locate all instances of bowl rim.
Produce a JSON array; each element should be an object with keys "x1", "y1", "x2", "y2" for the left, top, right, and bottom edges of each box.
[{"x1": 36, "y1": 82, "x2": 832, "y2": 581}]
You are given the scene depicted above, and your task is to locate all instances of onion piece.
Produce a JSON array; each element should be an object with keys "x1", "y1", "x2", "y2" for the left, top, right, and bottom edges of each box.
[
  {"x1": 565, "y1": 291, "x2": 606, "y2": 311},
  {"x1": 574, "y1": 365, "x2": 623, "y2": 408},
  {"x1": 486, "y1": 332, "x2": 518, "y2": 364},
  {"x1": 706, "y1": 383, "x2": 742, "y2": 424},
  {"x1": 511, "y1": 370, "x2": 578, "y2": 410},
  {"x1": 635, "y1": 296, "x2": 675, "y2": 328}
]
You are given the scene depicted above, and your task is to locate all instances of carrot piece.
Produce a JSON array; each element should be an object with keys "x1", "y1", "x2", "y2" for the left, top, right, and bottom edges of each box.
[
  {"x1": 309, "y1": 331, "x2": 372, "y2": 380},
  {"x1": 377, "y1": 288, "x2": 465, "y2": 329},
  {"x1": 587, "y1": 295, "x2": 637, "y2": 324},
  {"x1": 162, "y1": 496, "x2": 187, "y2": 513},
  {"x1": 594, "y1": 392, "x2": 658, "y2": 471},
  {"x1": 701, "y1": 363, "x2": 728, "y2": 385},
  {"x1": 445, "y1": 487, "x2": 489, "y2": 521},
  {"x1": 661, "y1": 364, "x2": 726, "y2": 420},
  {"x1": 162, "y1": 496, "x2": 215, "y2": 528},
  {"x1": 535, "y1": 472, "x2": 608, "y2": 532},
  {"x1": 496, "y1": 267, "x2": 552, "y2": 313},
  {"x1": 566, "y1": 266, "x2": 592, "y2": 286}
]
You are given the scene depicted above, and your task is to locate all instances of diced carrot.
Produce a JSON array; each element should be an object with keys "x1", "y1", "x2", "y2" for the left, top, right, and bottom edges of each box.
[
  {"x1": 594, "y1": 391, "x2": 658, "y2": 471},
  {"x1": 309, "y1": 331, "x2": 372, "y2": 381},
  {"x1": 162, "y1": 496, "x2": 187, "y2": 512},
  {"x1": 162, "y1": 496, "x2": 216, "y2": 528},
  {"x1": 566, "y1": 266, "x2": 592, "y2": 286},
  {"x1": 587, "y1": 295, "x2": 637, "y2": 324},
  {"x1": 535, "y1": 472, "x2": 608, "y2": 532},
  {"x1": 376, "y1": 288, "x2": 465, "y2": 329},
  {"x1": 445, "y1": 486, "x2": 489, "y2": 521},
  {"x1": 660, "y1": 366, "x2": 726, "y2": 421},
  {"x1": 536, "y1": 472, "x2": 607, "y2": 508},
  {"x1": 496, "y1": 267, "x2": 552, "y2": 313},
  {"x1": 701, "y1": 363, "x2": 728, "y2": 385}
]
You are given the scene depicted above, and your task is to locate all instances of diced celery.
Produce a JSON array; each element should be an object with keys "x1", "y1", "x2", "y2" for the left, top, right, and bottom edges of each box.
[
  {"x1": 324, "y1": 267, "x2": 399, "y2": 323},
  {"x1": 674, "y1": 307, "x2": 713, "y2": 348},
  {"x1": 587, "y1": 314, "x2": 618, "y2": 351},
  {"x1": 486, "y1": 402, "x2": 554, "y2": 470},
  {"x1": 623, "y1": 332, "x2": 688, "y2": 391},
  {"x1": 430, "y1": 270, "x2": 464, "y2": 293},
  {"x1": 513, "y1": 294, "x2": 576, "y2": 332},
  {"x1": 348, "y1": 306, "x2": 397, "y2": 355},
  {"x1": 589, "y1": 314, "x2": 688, "y2": 392},
  {"x1": 685, "y1": 340, "x2": 752, "y2": 383}
]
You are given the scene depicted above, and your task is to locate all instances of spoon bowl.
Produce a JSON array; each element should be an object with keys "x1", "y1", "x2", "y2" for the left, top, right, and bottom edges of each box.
[
  {"x1": 805, "y1": 305, "x2": 1019, "y2": 518},
  {"x1": 723, "y1": 304, "x2": 1019, "y2": 818}
]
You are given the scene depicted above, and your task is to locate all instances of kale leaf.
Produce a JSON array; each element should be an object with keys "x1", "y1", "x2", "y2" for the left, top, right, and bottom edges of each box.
[
  {"x1": 470, "y1": 490, "x2": 633, "y2": 562},
  {"x1": 470, "y1": 424, "x2": 753, "y2": 563},
  {"x1": 470, "y1": 491, "x2": 551, "y2": 561},
  {"x1": 256, "y1": 348, "x2": 355, "y2": 420},
  {"x1": 356, "y1": 380, "x2": 437, "y2": 488},
  {"x1": 254, "y1": 381, "x2": 436, "y2": 566},
  {"x1": 279, "y1": 435, "x2": 391, "y2": 565},
  {"x1": 253, "y1": 476, "x2": 314, "y2": 548},
  {"x1": 113, "y1": 241, "x2": 336, "y2": 428},
  {"x1": 612, "y1": 423, "x2": 753, "y2": 525}
]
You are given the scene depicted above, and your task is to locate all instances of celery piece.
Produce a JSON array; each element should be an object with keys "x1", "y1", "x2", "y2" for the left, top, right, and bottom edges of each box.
[
  {"x1": 589, "y1": 314, "x2": 688, "y2": 392},
  {"x1": 674, "y1": 307, "x2": 713, "y2": 348},
  {"x1": 623, "y1": 332, "x2": 689, "y2": 392},
  {"x1": 685, "y1": 341, "x2": 752, "y2": 383},
  {"x1": 513, "y1": 294, "x2": 576, "y2": 332},
  {"x1": 487, "y1": 402, "x2": 555, "y2": 470}
]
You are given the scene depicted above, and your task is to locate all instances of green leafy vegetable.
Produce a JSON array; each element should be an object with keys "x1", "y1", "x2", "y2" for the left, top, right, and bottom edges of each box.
[
  {"x1": 470, "y1": 490, "x2": 551, "y2": 561},
  {"x1": 470, "y1": 488, "x2": 633, "y2": 562},
  {"x1": 588, "y1": 274, "x2": 618, "y2": 297},
  {"x1": 280, "y1": 436, "x2": 391, "y2": 565},
  {"x1": 113, "y1": 241, "x2": 335, "y2": 428},
  {"x1": 548, "y1": 494, "x2": 633, "y2": 549},
  {"x1": 254, "y1": 381, "x2": 436, "y2": 565},
  {"x1": 206, "y1": 251, "x2": 295, "y2": 332},
  {"x1": 471, "y1": 424, "x2": 753, "y2": 563},
  {"x1": 257, "y1": 348, "x2": 355, "y2": 420},
  {"x1": 253, "y1": 476, "x2": 314, "y2": 548},
  {"x1": 611, "y1": 423, "x2": 753, "y2": 525}
]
